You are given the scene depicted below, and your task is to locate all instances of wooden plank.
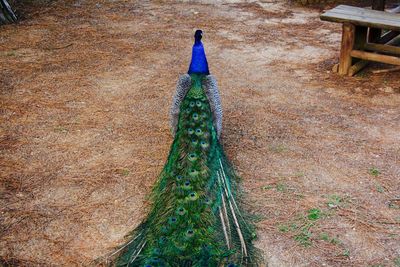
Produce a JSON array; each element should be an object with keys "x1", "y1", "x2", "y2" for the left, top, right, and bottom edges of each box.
[
  {"x1": 322, "y1": 7, "x2": 400, "y2": 25},
  {"x1": 339, "y1": 23, "x2": 355, "y2": 75},
  {"x1": 372, "y1": 66, "x2": 400, "y2": 73},
  {"x1": 321, "y1": 5, "x2": 400, "y2": 31},
  {"x1": 365, "y1": 43, "x2": 400, "y2": 55},
  {"x1": 323, "y1": 11, "x2": 399, "y2": 25},
  {"x1": 333, "y1": 5, "x2": 398, "y2": 20},
  {"x1": 350, "y1": 49, "x2": 400, "y2": 65},
  {"x1": 348, "y1": 60, "x2": 369, "y2": 76},
  {"x1": 332, "y1": 5, "x2": 400, "y2": 22}
]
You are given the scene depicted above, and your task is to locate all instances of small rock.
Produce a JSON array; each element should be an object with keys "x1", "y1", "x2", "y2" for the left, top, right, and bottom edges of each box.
[{"x1": 384, "y1": 86, "x2": 394, "y2": 93}]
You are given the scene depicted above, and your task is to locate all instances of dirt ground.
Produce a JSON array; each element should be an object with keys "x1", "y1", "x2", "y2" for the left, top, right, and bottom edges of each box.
[{"x1": 1, "y1": 0, "x2": 400, "y2": 266}]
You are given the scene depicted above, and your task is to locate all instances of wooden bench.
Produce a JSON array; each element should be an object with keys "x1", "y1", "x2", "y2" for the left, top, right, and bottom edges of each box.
[{"x1": 321, "y1": 5, "x2": 400, "y2": 76}]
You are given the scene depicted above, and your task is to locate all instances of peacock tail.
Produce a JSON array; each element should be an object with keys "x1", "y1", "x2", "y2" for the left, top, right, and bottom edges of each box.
[{"x1": 111, "y1": 31, "x2": 261, "y2": 267}]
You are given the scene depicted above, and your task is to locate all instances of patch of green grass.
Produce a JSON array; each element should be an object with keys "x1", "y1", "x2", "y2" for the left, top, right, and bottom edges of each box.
[
  {"x1": 327, "y1": 195, "x2": 343, "y2": 208},
  {"x1": 394, "y1": 257, "x2": 400, "y2": 267},
  {"x1": 294, "y1": 172, "x2": 305, "y2": 178},
  {"x1": 5, "y1": 50, "x2": 16, "y2": 56},
  {"x1": 294, "y1": 231, "x2": 312, "y2": 247},
  {"x1": 276, "y1": 183, "x2": 287, "y2": 192},
  {"x1": 319, "y1": 232, "x2": 330, "y2": 241},
  {"x1": 318, "y1": 232, "x2": 342, "y2": 245},
  {"x1": 375, "y1": 183, "x2": 384, "y2": 193},
  {"x1": 278, "y1": 224, "x2": 289, "y2": 232},
  {"x1": 54, "y1": 126, "x2": 68, "y2": 133},
  {"x1": 330, "y1": 237, "x2": 341, "y2": 245},
  {"x1": 290, "y1": 223, "x2": 298, "y2": 231},
  {"x1": 388, "y1": 202, "x2": 400, "y2": 210},
  {"x1": 269, "y1": 144, "x2": 288, "y2": 153},
  {"x1": 369, "y1": 167, "x2": 381, "y2": 176},
  {"x1": 342, "y1": 249, "x2": 350, "y2": 257},
  {"x1": 117, "y1": 168, "x2": 130, "y2": 176},
  {"x1": 261, "y1": 185, "x2": 273, "y2": 190},
  {"x1": 277, "y1": 207, "x2": 338, "y2": 247},
  {"x1": 307, "y1": 208, "x2": 322, "y2": 220}
]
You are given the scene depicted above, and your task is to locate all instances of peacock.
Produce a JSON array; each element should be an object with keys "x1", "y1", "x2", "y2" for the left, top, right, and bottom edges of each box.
[{"x1": 111, "y1": 30, "x2": 261, "y2": 267}]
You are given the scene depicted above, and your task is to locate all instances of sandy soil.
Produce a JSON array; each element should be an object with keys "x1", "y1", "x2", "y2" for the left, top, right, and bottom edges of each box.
[{"x1": 1, "y1": 0, "x2": 400, "y2": 266}]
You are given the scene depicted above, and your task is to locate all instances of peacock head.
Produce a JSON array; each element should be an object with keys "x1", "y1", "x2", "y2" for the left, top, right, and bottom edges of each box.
[
  {"x1": 188, "y1": 29, "x2": 210, "y2": 75},
  {"x1": 194, "y1": 29, "x2": 202, "y2": 44}
]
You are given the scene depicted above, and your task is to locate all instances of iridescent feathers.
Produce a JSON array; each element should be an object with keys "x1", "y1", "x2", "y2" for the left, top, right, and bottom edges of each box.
[
  {"x1": 170, "y1": 74, "x2": 223, "y2": 139},
  {"x1": 113, "y1": 74, "x2": 260, "y2": 266}
]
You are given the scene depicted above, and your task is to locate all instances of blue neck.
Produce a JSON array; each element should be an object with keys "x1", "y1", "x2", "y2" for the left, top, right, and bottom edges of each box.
[{"x1": 188, "y1": 40, "x2": 209, "y2": 75}]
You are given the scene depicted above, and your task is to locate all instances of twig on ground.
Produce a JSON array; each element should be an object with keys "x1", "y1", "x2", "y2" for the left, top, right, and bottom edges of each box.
[
  {"x1": 372, "y1": 66, "x2": 400, "y2": 74},
  {"x1": 43, "y1": 43, "x2": 73, "y2": 51}
]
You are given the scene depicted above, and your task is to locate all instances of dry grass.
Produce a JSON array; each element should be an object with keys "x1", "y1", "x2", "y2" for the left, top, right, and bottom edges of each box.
[{"x1": 1, "y1": 0, "x2": 400, "y2": 266}]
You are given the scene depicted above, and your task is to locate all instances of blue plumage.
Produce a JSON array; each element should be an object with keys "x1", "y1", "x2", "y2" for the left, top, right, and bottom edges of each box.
[{"x1": 188, "y1": 30, "x2": 210, "y2": 75}]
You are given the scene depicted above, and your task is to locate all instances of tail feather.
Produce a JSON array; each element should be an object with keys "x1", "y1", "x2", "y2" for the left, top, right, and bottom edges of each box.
[
  {"x1": 108, "y1": 74, "x2": 261, "y2": 266},
  {"x1": 218, "y1": 175, "x2": 246, "y2": 260}
]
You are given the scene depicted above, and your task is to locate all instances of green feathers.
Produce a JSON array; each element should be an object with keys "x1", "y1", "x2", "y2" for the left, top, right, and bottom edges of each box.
[{"x1": 114, "y1": 74, "x2": 260, "y2": 266}]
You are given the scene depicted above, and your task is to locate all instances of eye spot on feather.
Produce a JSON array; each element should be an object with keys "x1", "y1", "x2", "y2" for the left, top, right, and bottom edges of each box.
[
  {"x1": 196, "y1": 100, "x2": 202, "y2": 107},
  {"x1": 204, "y1": 198, "x2": 211, "y2": 205},
  {"x1": 189, "y1": 101, "x2": 195, "y2": 108},
  {"x1": 152, "y1": 248, "x2": 161, "y2": 255},
  {"x1": 192, "y1": 113, "x2": 199, "y2": 121},
  {"x1": 183, "y1": 180, "x2": 191, "y2": 190},
  {"x1": 189, "y1": 169, "x2": 199, "y2": 177},
  {"x1": 227, "y1": 264, "x2": 237, "y2": 267},
  {"x1": 186, "y1": 229, "x2": 195, "y2": 238},
  {"x1": 188, "y1": 128, "x2": 194, "y2": 135},
  {"x1": 200, "y1": 140, "x2": 209, "y2": 149},
  {"x1": 169, "y1": 217, "x2": 177, "y2": 224},
  {"x1": 161, "y1": 225, "x2": 168, "y2": 233},
  {"x1": 176, "y1": 207, "x2": 186, "y2": 216},
  {"x1": 158, "y1": 236, "x2": 167, "y2": 245},
  {"x1": 191, "y1": 139, "x2": 198, "y2": 146},
  {"x1": 176, "y1": 175, "x2": 183, "y2": 181},
  {"x1": 201, "y1": 112, "x2": 207, "y2": 119},
  {"x1": 188, "y1": 192, "x2": 198, "y2": 201},
  {"x1": 195, "y1": 128, "x2": 203, "y2": 136},
  {"x1": 188, "y1": 153, "x2": 197, "y2": 162}
]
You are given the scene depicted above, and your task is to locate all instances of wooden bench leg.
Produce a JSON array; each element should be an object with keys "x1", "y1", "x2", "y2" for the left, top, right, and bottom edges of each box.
[
  {"x1": 348, "y1": 26, "x2": 368, "y2": 76},
  {"x1": 339, "y1": 23, "x2": 355, "y2": 75}
]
